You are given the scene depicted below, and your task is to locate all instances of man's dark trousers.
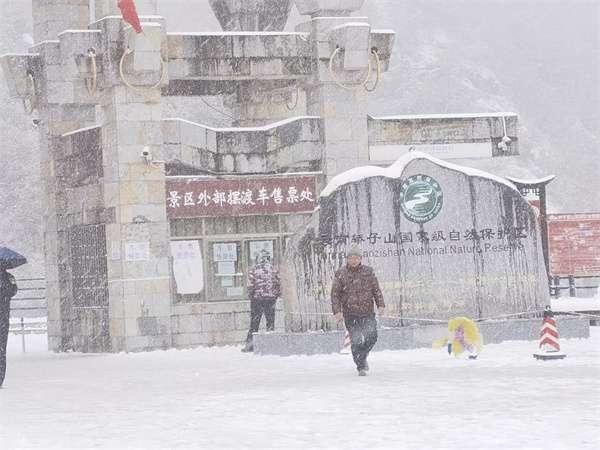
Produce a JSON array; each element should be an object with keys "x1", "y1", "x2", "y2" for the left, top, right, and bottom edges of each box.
[
  {"x1": 245, "y1": 297, "x2": 276, "y2": 344},
  {"x1": 344, "y1": 314, "x2": 378, "y2": 371},
  {"x1": 0, "y1": 303, "x2": 10, "y2": 387}
]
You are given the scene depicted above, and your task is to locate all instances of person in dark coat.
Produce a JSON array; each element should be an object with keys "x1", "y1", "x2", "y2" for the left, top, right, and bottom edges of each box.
[
  {"x1": 331, "y1": 245, "x2": 384, "y2": 376},
  {"x1": 0, "y1": 268, "x2": 18, "y2": 387},
  {"x1": 242, "y1": 251, "x2": 281, "y2": 352}
]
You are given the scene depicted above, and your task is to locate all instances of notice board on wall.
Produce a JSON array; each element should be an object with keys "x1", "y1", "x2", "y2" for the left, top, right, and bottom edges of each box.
[{"x1": 548, "y1": 213, "x2": 600, "y2": 276}]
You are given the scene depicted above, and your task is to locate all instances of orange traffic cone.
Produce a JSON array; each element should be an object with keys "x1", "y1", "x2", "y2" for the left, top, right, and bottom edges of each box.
[{"x1": 533, "y1": 306, "x2": 566, "y2": 360}]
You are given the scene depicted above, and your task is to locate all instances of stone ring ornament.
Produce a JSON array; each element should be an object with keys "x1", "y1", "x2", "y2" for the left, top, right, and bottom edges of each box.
[
  {"x1": 329, "y1": 47, "x2": 381, "y2": 93},
  {"x1": 119, "y1": 47, "x2": 167, "y2": 91},
  {"x1": 399, "y1": 175, "x2": 444, "y2": 223},
  {"x1": 85, "y1": 48, "x2": 98, "y2": 96},
  {"x1": 328, "y1": 46, "x2": 372, "y2": 91},
  {"x1": 364, "y1": 49, "x2": 381, "y2": 93},
  {"x1": 21, "y1": 72, "x2": 37, "y2": 114},
  {"x1": 285, "y1": 84, "x2": 300, "y2": 111},
  {"x1": 119, "y1": 29, "x2": 167, "y2": 92}
]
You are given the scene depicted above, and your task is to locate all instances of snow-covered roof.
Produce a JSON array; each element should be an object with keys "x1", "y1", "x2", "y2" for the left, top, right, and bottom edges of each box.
[
  {"x1": 505, "y1": 175, "x2": 556, "y2": 185},
  {"x1": 320, "y1": 151, "x2": 519, "y2": 197},
  {"x1": 314, "y1": 16, "x2": 369, "y2": 21},
  {"x1": 166, "y1": 171, "x2": 323, "y2": 180},
  {"x1": 332, "y1": 22, "x2": 370, "y2": 29},
  {"x1": 163, "y1": 116, "x2": 320, "y2": 133},
  {"x1": 61, "y1": 125, "x2": 101, "y2": 138},
  {"x1": 167, "y1": 31, "x2": 309, "y2": 37},
  {"x1": 31, "y1": 40, "x2": 59, "y2": 46},
  {"x1": 370, "y1": 112, "x2": 518, "y2": 120},
  {"x1": 0, "y1": 52, "x2": 39, "y2": 57},
  {"x1": 57, "y1": 29, "x2": 102, "y2": 37}
]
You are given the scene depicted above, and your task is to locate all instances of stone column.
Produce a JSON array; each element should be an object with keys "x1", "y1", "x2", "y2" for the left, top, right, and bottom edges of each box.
[
  {"x1": 306, "y1": 77, "x2": 370, "y2": 178},
  {"x1": 28, "y1": 0, "x2": 96, "y2": 350},
  {"x1": 97, "y1": 18, "x2": 172, "y2": 351},
  {"x1": 297, "y1": 1, "x2": 372, "y2": 179},
  {"x1": 39, "y1": 106, "x2": 97, "y2": 351},
  {"x1": 24, "y1": 34, "x2": 99, "y2": 350},
  {"x1": 209, "y1": 0, "x2": 292, "y2": 31},
  {"x1": 295, "y1": 0, "x2": 365, "y2": 18},
  {"x1": 209, "y1": 0, "x2": 297, "y2": 127}
]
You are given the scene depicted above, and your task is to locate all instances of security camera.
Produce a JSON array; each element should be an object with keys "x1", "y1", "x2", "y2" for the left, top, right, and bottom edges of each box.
[
  {"x1": 32, "y1": 118, "x2": 41, "y2": 127},
  {"x1": 141, "y1": 146, "x2": 152, "y2": 162}
]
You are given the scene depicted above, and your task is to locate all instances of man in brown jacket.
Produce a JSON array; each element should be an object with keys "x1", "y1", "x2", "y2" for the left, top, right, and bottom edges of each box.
[{"x1": 331, "y1": 245, "x2": 384, "y2": 376}]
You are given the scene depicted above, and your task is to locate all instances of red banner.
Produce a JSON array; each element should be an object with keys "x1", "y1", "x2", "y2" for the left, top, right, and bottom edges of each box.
[
  {"x1": 166, "y1": 175, "x2": 318, "y2": 218},
  {"x1": 548, "y1": 213, "x2": 600, "y2": 276}
]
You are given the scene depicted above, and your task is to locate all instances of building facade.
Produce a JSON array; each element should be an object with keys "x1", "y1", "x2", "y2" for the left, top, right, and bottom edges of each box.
[{"x1": 1, "y1": 0, "x2": 519, "y2": 351}]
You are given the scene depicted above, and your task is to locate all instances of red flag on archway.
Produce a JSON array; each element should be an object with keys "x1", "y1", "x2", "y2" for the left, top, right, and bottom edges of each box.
[{"x1": 118, "y1": 0, "x2": 143, "y2": 33}]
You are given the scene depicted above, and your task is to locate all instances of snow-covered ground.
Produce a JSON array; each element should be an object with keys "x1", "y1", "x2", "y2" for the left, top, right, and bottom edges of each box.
[
  {"x1": 1, "y1": 330, "x2": 599, "y2": 450},
  {"x1": 552, "y1": 295, "x2": 600, "y2": 312}
]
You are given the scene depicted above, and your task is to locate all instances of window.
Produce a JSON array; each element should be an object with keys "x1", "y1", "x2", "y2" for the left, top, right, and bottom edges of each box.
[
  {"x1": 247, "y1": 239, "x2": 277, "y2": 267},
  {"x1": 207, "y1": 241, "x2": 246, "y2": 300},
  {"x1": 171, "y1": 236, "x2": 281, "y2": 303}
]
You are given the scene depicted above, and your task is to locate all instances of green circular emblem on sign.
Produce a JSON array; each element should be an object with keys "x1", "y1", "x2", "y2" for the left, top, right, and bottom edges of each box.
[{"x1": 399, "y1": 175, "x2": 443, "y2": 223}]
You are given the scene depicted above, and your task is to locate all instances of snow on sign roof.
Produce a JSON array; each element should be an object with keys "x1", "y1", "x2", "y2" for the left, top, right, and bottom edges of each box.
[
  {"x1": 505, "y1": 175, "x2": 557, "y2": 185},
  {"x1": 370, "y1": 112, "x2": 518, "y2": 120},
  {"x1": 319, "y1": 151, "x2": 519, "y2": 198}
]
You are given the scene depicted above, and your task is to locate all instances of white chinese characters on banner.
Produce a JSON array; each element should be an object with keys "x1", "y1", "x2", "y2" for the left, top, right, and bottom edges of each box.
[
  {"x1": 167, "y1": 185, "x2": 316, "y2": 209},
  {"x1": 170, "y1": 240, "x2": 204, "y2": 295}
]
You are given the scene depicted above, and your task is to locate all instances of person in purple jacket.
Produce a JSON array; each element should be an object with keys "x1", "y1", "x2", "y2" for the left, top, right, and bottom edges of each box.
[{"x1": 242, "y1": 250, "x2": 281, "y2": 353}]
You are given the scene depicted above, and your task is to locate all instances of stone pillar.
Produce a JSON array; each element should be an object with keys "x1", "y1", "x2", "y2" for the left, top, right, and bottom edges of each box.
[
  {"x1": 295, "y1": 0, "x2": 365, "y2": 18},
  {"x1": 24, "y1": 36, "x2": 99, "y2": 351},
  {"x1": 32, "y1": 0, "x2": 90, "y2": 43},
  {"x1": 209, "y1": 0, "x2": 292, "y2": 31},
  {"x1": 41, "y1": 107, "x2": 99, "y2": 352},
  {"x1": 209, "y1": 1, "x2": 296, "y2": 126},
  {"x1": 306, "y1": 79, "x2": 369, "y2": 178},
  {"x1": 297, "y1": 2, "x2": 372, "y2": 179},
  {"x1": 98, "y1": 20, "x2": 172, "y2": 351}
]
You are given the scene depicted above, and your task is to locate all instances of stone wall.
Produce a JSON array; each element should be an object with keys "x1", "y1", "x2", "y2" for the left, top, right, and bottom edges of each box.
[
  {"x1": 171, "y1": 300, "x2": 285, "y2": 347},
  {"x1": 253, "y1": 317, "x2": 590, "y2": 356},
  {"x1": 368, "y1": 113, "x2": 519, "y2": 161},
  {"x1": 162, "y1": 116, "x2": 324, "y2": 175}
]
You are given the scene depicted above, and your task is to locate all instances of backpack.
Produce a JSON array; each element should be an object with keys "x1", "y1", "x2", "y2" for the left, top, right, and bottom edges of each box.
[{"x1": 1, "y1": 271, "x2": 18, "y2": 298}]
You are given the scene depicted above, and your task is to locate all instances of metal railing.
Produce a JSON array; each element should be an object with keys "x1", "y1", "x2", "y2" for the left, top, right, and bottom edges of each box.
[
  {"x1": 8, "y1": 277, "x2": 47, "y2": 352},
  {"x1": 549, "y1": 275, "x2": 599, "y2": 298}
]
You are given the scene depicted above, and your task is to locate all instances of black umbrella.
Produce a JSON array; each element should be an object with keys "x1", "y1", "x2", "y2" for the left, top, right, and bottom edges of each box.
[{"x1": 0, "y1": 247, "x2": 27, "y2": 269}]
